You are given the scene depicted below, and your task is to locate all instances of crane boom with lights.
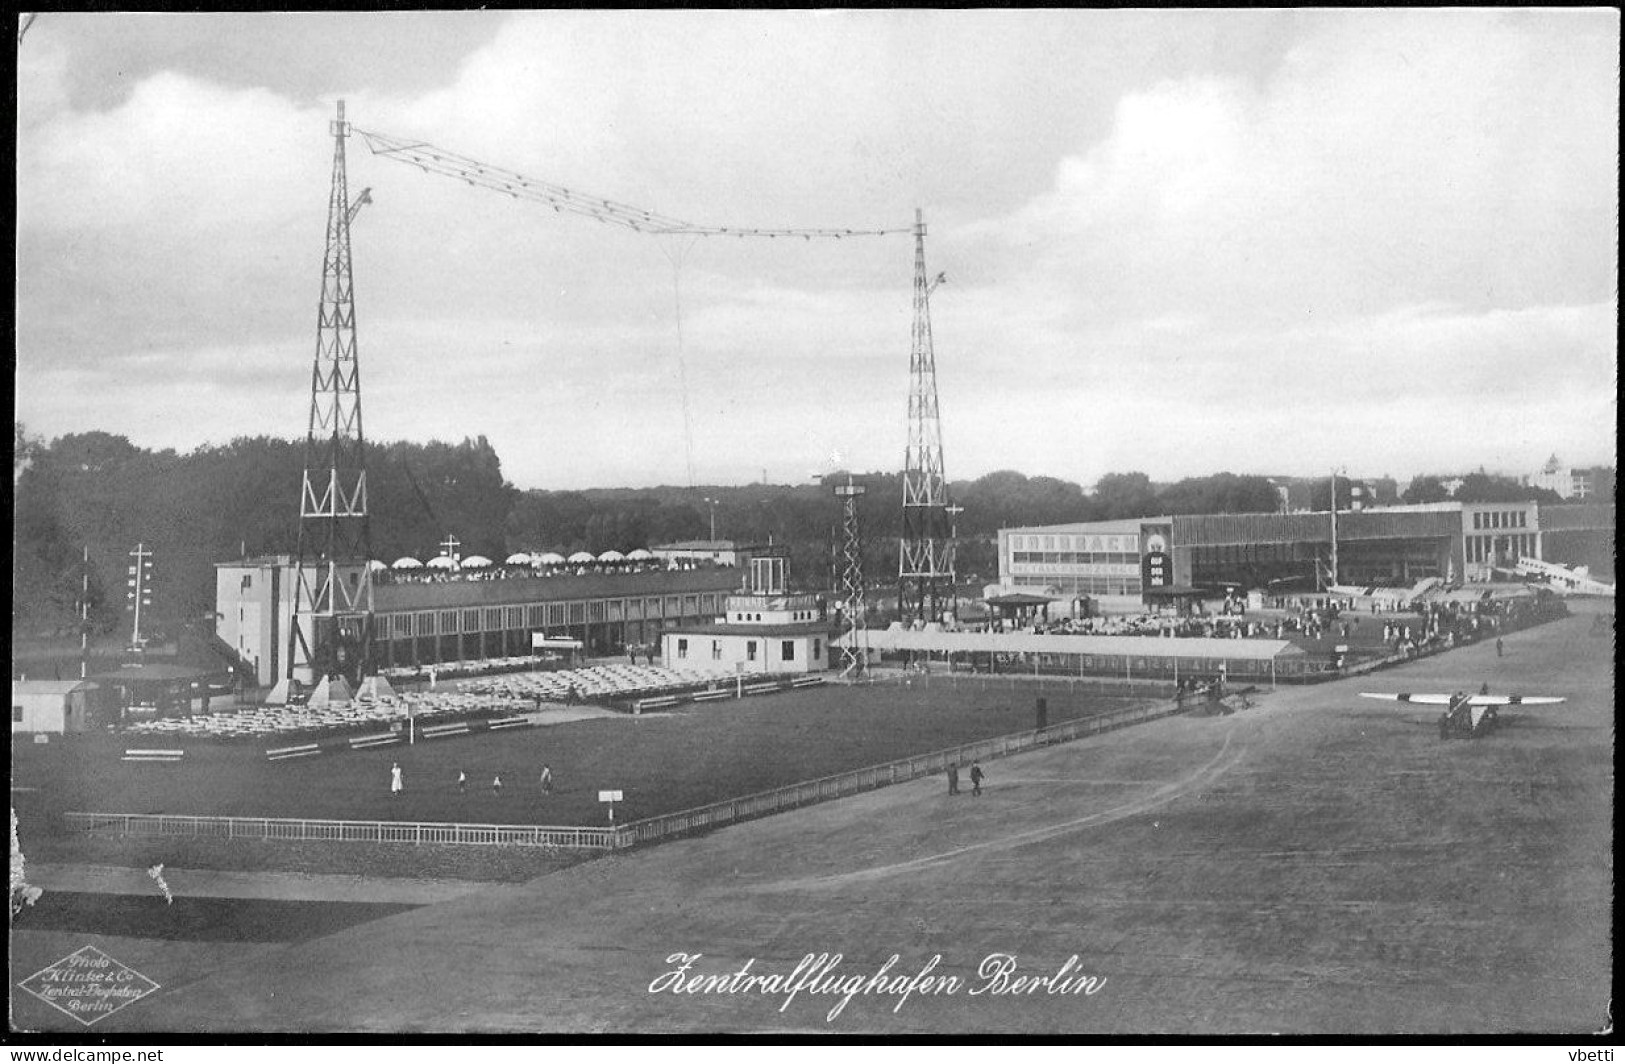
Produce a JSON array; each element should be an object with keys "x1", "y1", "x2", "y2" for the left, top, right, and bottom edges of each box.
[{"x1": 353, "y1": 127, "x2": 910, "y2": 240}]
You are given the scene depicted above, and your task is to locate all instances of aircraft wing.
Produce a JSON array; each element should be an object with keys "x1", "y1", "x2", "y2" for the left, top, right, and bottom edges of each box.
[
  {"x1": 1360, "y1": 692, "x2": 1455, "y2": 705},
  {"x1": 1467, "y1": 694, "x2": 1565, "y2": 706},
  {"x1": 1359, "y1": 693, "x2": 1566, "y2": 706}
]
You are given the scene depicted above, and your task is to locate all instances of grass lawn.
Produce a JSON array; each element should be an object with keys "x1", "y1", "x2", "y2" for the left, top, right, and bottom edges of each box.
[
  {"x1": 20, "y1": 892, "x2": 419, "y2": 944},
  {"x1": 12, "y1": 678, "x2": 1146, "y2": 837}
]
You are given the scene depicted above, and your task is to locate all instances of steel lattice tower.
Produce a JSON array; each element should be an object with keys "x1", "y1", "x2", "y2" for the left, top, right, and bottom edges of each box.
[
  {"x1": 834, "y1": 476, "x2": 868, "y2": 676},
  {"x1": 271, "y1": 100, "x2": 375, "y2": 704},
  {"x1": 898, "y1": 208, "x2": 956, "y2": 624}
]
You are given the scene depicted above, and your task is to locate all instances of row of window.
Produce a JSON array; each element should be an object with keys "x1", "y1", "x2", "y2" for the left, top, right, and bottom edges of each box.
[
  {"x1": 378, "y1": 594, "x2": 720, "y2": 638},
  {"x1": 1012, "y1": 574, "x2": 1142, "y2": 595},
  {"x1": 1009, "y1": 552, "x2": 1139, "y2": 566},
  {"x1": 673, "y1": 638, "x2": 822, "y2": 662},
  {"x1": 1188, "y1": 542, "x2": 1321, "y2": 565},
  {"x1": 731, "y1": 610, "x2": 819, "y2": 623},
  {"x1": 1009, "y1": 534, "x2": 1140, "y2": 553},
  {"x1": 1465, "y1": 534, "x2": 1535, "y2": 563},
  {"x1": 1472, "y1": 510, "x2": 1529, "y2": 530}
]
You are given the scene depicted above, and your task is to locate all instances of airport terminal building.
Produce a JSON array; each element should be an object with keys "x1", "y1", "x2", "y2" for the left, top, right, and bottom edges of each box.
[
  {"x1": 216, "y1": 556, "x2": 743, "y2": 687},
  {"x1": 999, "y1": 502, "x2": 1614, "y2": 609}
]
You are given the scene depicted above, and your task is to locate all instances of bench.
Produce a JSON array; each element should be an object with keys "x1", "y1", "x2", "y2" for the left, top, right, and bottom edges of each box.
[
  {"x1": 485, "y1": 716, "x2": 535, "y2": 731},
  {"x1": 121, "y1": 748, "x2": 186, "y2": 763},
  {"x1": 266, "y1": 742, "x2": 322, "y2": 761}
]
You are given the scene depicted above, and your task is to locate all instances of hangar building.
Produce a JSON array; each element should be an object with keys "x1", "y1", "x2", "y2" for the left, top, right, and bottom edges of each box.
[
  {"x1": 999, "y1": 501, "x2": 1614, "y2": 611},
  {"x1": 216, "y1": 555, "x2": 743, "y2": 687}
]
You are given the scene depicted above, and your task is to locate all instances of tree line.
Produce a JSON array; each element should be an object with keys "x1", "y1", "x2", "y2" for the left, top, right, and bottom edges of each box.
[{"x1": 14, "y1": 422, "x2": 1577, "y2": 642}]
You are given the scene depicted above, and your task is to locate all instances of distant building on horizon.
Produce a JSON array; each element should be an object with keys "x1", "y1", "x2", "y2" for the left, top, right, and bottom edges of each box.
[
  {"x1": 1522, "y1": 455, "x2": 1614, "y2": 501},
  {"x1": 1263, "y1": 475, "x2": 1389, "y2": 514},
  {"x1": 998, "y1": 498, "x2": 1614, "y2": 612},
  {"x1": 650, "y1": 539, "x2": 767, "y2": 569}
]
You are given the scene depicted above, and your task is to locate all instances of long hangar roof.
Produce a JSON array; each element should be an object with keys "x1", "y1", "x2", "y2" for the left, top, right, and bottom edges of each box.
[
  {"x1": 841, "y1": 627, "x2": 1304, "y2": 661},
  {"x1": 374, "y1": 567, "x2": 741, "y2": 611}
]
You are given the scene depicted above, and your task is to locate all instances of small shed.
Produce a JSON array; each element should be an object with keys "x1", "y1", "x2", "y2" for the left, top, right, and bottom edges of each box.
[
  {"x1": 985, "y1": 591, "x2": 1058, "y2": 629},
  {"x1": 89, "y1": 662, "x2": 222, "y2": 720},
  {"x1": 1143, "y1": 584, "x2": 1209, "y2": 616},
  {"x1": 11, "y1": 680, "x2": 102, "y2": 734}
]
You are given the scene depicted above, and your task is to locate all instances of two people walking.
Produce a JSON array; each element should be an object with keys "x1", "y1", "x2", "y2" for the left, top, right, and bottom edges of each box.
[{"x1": 947, "y1": 760, "x2": 985, "y2": 797}]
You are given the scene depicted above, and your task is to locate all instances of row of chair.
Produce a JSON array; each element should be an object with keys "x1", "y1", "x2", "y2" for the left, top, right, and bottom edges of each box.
[
  {"x1": 125, "y1": 689, "x2": 531, "y2": 741},
  {"x1": 464, "y1": 662, "x2": 735, "y2": 702}
]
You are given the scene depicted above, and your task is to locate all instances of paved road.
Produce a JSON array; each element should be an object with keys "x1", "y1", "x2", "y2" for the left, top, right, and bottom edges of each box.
[{"x1": 11, "y1": 608, "x2": 1611, "y2": 1034}]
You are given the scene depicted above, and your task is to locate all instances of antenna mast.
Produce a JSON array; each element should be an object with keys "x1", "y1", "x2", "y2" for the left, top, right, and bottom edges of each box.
[
  {"x1": 270, "y1": 100, "x2": 376, "y2": 705},
  {"x1": 898, "y1": 208, "x2": 955, "y2": 625},
  {"x1": 834, "y1": 476, "x2": 868, "y2": 677}
]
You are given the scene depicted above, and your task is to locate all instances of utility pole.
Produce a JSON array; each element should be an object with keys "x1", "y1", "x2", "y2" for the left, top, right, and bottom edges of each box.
[
  {"x1": 79, "y1": 545, "x2": 91, "y2": 678},
  {"x1": 271, "y1": 99, "x2": 376, "y2": 706},
  {"x1": 898, "y1": 208, "x2": 955, "y2": 626},
  {"x1": 1329, "y1": 469, "x2": 1339, "y2": 588},
  {"x1": 834, "y1": 475, "x2": 868, "y2": 677}
]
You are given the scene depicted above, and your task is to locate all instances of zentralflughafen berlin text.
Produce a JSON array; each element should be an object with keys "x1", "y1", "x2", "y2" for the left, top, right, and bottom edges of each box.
[{"x1": 649, "y1": 952, "x2": 1107, "y2": 1022}]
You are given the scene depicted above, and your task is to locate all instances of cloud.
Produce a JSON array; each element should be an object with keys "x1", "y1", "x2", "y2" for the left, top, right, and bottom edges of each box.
[
  {"x1": 964, "y1": 11, "x2": 1617, "y2": 326},
  {"x1": 13, "y1": 11, "x2": 1618, "y2": 491}
]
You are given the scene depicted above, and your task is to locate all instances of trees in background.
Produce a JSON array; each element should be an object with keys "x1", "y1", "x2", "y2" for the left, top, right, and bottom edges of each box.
[
  {"x1": 11, "y1": 430, "x2": 515, "y2": 639},
  {"x1": 1401, "y1": 474, "x2": 1451, "y2": 505},
  {"x1": 19, "y1": 420, "x2": 1455, "y2": 637},
  {"x1": 1155, "y1": 473, "x2": 1279, "y2": 516},
  {"x1": 1092, "y1": 472, "x2": 1160, "y2": 519},
  {"x1": 1401, "y1": 471, "x2": 1564, "y2": 506}
]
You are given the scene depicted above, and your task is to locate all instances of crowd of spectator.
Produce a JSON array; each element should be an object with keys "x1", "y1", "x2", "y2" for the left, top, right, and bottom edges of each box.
[{"x1": 379, "y1": 558, "x2": 716, "y2": 586}]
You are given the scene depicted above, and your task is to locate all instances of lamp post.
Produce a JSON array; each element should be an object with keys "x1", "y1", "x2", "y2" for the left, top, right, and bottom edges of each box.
[
  {"x1": 946, "y1": 503, "x2": 965, "y2": 624},
  {"x1": 703, "y1": 497, "x2": 718, "y2": 542}
]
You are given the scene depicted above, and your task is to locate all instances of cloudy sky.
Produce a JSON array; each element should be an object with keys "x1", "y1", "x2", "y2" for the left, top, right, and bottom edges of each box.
[{"x1": 15, "y1": 10, "x2": 1618, "y2": 491}]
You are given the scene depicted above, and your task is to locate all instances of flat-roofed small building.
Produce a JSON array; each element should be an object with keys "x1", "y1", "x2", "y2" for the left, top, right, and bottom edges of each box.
[
  {"x1": 661, "y1": 551, "x2": 835, "y2": 675},
  {"x1": 650, "y1": 539, "x2": 766, "y2": 569},
  {"x1": 11, "y1": 680, "x2": 104, "y2": 734}
]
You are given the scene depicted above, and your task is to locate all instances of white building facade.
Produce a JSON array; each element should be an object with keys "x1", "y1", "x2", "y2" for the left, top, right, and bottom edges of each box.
[{"x1": 661, "y1": 554, "x2": 834, "y2": 675}]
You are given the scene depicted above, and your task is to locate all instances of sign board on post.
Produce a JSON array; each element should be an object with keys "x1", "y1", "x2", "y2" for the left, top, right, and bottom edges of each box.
[
  {"x1": 1141, "y1": 551, "x2": 1170, "y2": 589},
  {"x1": 599, "y1": 789, "x2": 623, "y2": 824}
]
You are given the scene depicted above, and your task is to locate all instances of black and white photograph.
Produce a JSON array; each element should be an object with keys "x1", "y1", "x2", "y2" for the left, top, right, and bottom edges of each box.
[{"x1": 10, "y1": 10, "x2": 1616, "y2": 1038}]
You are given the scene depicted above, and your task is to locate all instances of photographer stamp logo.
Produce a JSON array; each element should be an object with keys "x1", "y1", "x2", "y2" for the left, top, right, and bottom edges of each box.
[{"x1": 19, "y1": 946, "x2": 160, "y2": 1026}]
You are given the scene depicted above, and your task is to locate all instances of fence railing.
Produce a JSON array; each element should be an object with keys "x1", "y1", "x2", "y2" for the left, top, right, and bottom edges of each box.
[
  {"x1": 611, "y1": 697, "x2": 1183, "y2": 847},
  {"x1": 61, "y1": 812, "x2": 617, "y2": 850},
  {"x1": 64, "y1": 697, "x2": 1183, "y2": 852}
]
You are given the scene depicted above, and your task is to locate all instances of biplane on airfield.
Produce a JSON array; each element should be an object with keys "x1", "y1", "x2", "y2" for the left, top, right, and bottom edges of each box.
[{"x1": 1359, "y1": 691, "x2": 1567, "y2": 739}]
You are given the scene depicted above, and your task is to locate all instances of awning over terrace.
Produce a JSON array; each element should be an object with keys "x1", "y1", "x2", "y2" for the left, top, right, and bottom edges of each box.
[{"x1": 838, "y1": 626, "x2": 1303, "y2": 662}]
